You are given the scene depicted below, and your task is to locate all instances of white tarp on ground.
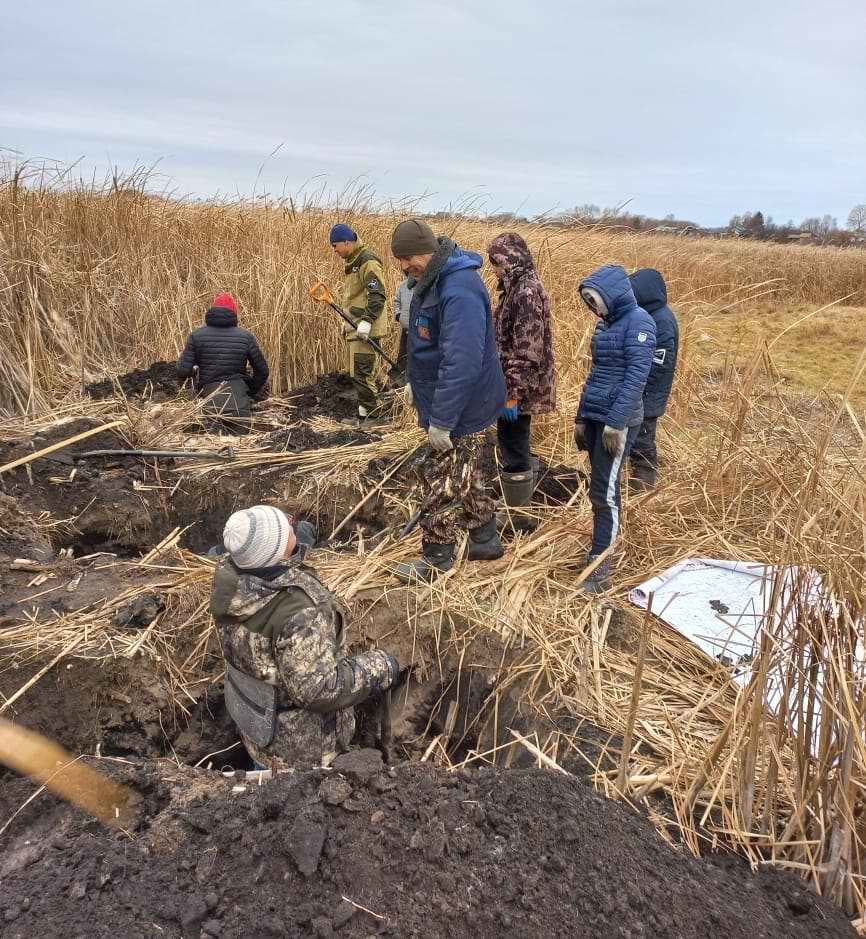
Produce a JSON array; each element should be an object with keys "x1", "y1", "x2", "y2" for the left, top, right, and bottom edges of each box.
[{"x1": 628, "y1": 558, "x2": 820, "y2": 684}]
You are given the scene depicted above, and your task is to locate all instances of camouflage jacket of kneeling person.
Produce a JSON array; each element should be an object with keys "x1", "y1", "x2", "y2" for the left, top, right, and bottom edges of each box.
[{"x1": 210, "y1": 554, "x2": 395, "y2": 769}]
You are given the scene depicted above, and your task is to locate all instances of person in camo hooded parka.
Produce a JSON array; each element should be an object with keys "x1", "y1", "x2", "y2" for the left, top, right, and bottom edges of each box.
[
  {"x1": 487, "y1": 233, "x2": 556, "y2": 520},
  {"x1": 210, "y1": 505, "x2": 399, "y2": 769}
]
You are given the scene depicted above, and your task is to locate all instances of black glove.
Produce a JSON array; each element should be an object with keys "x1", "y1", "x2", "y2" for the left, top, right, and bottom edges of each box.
[{"x1": 574, "y1": 420, "x2": 588, "y2": 452}]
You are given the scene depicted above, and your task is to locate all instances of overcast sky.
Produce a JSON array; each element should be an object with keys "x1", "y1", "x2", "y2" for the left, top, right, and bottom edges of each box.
[{"x1": 2, "y1": 1, "x2": 864, "y2": 226}]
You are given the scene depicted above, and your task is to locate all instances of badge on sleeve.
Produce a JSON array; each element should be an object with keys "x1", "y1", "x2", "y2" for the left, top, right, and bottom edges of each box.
[{"x1": 637, "y1": 332, "x2": 648, "y2": 343}]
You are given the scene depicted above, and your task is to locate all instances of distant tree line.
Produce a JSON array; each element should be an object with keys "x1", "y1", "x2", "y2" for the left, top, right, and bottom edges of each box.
[{"x1": 479, "y1": 203, "x2": 866, "y2": 248}]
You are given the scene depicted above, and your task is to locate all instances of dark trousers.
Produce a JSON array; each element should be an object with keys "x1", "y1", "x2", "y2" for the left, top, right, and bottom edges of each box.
[
  {"x1": 631, "y1": 417, "x2": 659, "y2": 469},
  {"x1": 388, "y1": 329, "x2": 408, "y2": 382},
  {"x1": 585, "y1": 421, "x2": 639, "y2": 555},
  {"x1": 201, "y1": 378, "x2": 251, "y2": 435},
  {"x1": 497, "y1": 414, "x2": 532, "y2": 472},
  {"x1": 348, "y1": 348, "x2": 378, "y2": 413}
]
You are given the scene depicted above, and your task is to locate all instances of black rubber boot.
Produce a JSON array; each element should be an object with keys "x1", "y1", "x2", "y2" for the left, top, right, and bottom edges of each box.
[
  {"x1": 629, "y1": 461, "x2": 657, "y2": 491},
  {"x1": 578, "y1": 555, "x2": 612, "y2": 594},
  {"x1": 394, "y1": 542, "x2": 455, "y2": 584},
  {"x1": 496, "y1": 469, "x2": 538, "y2": 533},
  {"x1": 467, "y1": 518, "x2": 505, "y2": 561}
]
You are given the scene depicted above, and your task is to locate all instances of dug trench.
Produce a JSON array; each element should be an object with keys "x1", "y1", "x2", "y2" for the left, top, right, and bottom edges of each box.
[{"x1": 2, "y1": 377, "x2": 853, "y2": 937}]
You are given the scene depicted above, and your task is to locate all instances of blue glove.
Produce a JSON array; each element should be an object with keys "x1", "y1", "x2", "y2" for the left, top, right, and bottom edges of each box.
[{"x1": 501, "y1": 402, "x2": 519, "y2": 423}]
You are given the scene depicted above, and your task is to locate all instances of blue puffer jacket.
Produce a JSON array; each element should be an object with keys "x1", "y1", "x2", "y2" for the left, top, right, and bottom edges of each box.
[
  {"x1": 629, "y1": 269, "x2": 679, "y2": 419},
  {"x1": 577, "y1": 265, "x2": 656, "y2": 429},
  {"x1": 408, "y1": 243, "x2": 506, "y2": 436}
]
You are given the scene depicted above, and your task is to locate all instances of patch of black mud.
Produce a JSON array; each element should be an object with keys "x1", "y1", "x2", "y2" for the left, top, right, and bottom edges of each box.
[
  {"x1": 267, "y1": 424, "x2": 382, "y2": 452},
  {"x1": 85, "y1": 360, "x2": 182, "y2": 400},
  {"x1": 0, "y1": 755, "x2": 853, "y2": 939},
  {"x1": 286, "y1": 371, "x2": 359, "y2": 421},
  {"x1": 535, "y1": 460, "x2": 586, "y2": 504}
]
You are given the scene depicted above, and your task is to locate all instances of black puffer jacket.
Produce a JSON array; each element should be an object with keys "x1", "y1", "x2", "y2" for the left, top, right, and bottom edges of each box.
[
  {"x1": 628, "y1": 270, "x2": 679, "y2": 419},
  {"x1": 177, "y1": 307, "x2": 269, "y2": 392}
]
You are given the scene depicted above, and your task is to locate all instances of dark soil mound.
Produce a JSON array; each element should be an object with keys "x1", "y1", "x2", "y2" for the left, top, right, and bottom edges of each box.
[
  {"x1": 0, "y1": 754, "x2": 852, "y2": 939},
  {"x1": 267, "y1": 425, "x2": 382, "y2": 452},
  {"x1": 85, "y1": 360, "x2": 181, "y2": 400},
  {"x1": 286, "y1": 372, "x2": 362, "y2": 421}
]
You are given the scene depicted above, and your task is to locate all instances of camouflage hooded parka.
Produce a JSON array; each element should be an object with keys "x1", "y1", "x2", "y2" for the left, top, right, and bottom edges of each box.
[{"x1": 488, "y1": 233, "x2": 557, "y2": 415}]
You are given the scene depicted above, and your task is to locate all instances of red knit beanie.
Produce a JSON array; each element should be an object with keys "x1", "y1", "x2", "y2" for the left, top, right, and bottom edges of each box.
[{"x1": 213, "y1": 292, "x2": 237, "y2": 312}]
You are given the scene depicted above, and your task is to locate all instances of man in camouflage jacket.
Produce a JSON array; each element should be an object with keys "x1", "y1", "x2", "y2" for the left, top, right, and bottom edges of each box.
[
  {"x1": 488, "y1": 233, "x2": 557, "y2": 476},
  {"x1": 329, "y1": 224, "x2": 389, "y2": 421},
  {"x1": 210, "y1": 505, "x2": 399, "y2": 769}
]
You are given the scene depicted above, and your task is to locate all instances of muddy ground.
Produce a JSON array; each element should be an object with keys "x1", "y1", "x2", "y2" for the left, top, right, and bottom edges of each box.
[
  {"x1": 1, "y1": 367, "x2": 855, "y2": 937},
  {"x1": 0, "y1": 754, "x2": 853, "y2": 939}
]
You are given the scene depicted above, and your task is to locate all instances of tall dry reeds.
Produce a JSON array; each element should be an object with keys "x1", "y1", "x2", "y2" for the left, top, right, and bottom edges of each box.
[{"x1": 1, "y1": 159, "x2": 864, "y2": 415}]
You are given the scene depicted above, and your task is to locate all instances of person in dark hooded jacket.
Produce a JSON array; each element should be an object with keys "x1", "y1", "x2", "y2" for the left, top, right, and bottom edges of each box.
[
  {"x1": 575, "y1": 265, "x2": 656, "y2": 592},
  {"x1": 176, "y1": 292, "x2": 269, "y2": 434},
  {"x1": 389, "y1": 218, "x2": 507, "y2": 583},
  {"x1": 487, "y1": 232, "x2": 556, "y2": 524},
  {"x1": 628, "y1": 269, "x2": 679, "y2": 488}
]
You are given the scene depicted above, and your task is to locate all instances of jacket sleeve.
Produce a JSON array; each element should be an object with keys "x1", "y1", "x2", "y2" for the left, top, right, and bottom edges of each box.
[
  {"x1": 349, "y1": 259, "x2": 386, "y2": 325},
  {"x1": 245, "y1": 335, "x2": 270, "y2": 392},
  {"x1": 430, "y1": 279, "x2": 487, "y2": 431},
  {"x1": 273, "y1": 603, "x2": 388, "y2": 712},
  {"x1": 176, "y1": 333, "x2": 197, "y2": 380},
  {"x1": 606, "y1": 316, "x2": 656, "y2": 429},
  {"x1": 501, "y1": 283, "x2": 545, "y2": 402},
  {"x1": 643, "y1": 311, "x2": 677, "y2": 404}
]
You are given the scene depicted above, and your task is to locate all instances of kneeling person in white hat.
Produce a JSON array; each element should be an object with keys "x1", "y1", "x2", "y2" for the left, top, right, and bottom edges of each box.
[{"x1": 210, "y1": 505, "x2": 400, "y2": 769}]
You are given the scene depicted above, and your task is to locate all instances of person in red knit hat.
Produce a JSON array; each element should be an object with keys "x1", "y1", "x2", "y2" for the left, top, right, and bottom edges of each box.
[{"x1": 177, "y1": 292, "x2": 269, "y2": 434}]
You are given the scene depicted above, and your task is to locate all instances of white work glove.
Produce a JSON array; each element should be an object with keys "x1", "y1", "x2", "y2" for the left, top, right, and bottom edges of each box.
[
  {"x1": 404, "y1": 384, "x2": 414, "y2": 407},
  {"x1": 355, "y1": 319, "x2": 372, "y2": 339},
  {"x1": 428, "y1": 424, "x2": 453, "y2": 452},
  {"x1": 602, "y1": 425, "x2": 627, "y2": 456}
]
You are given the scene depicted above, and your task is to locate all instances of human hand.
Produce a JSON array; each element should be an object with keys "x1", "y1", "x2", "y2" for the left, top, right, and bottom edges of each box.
[
  {"x1": 501, "y1": 400, "x2": 519, "y2": 422},
  {"x1": 574, "y1": 420, "x2": 587, "y2": 451},
  {"x1": 428, "y1": 424, "x2": 453, "y2": 452},
  {"x1": 602, "y1": 425, "x2": 627, "y2": 456}
]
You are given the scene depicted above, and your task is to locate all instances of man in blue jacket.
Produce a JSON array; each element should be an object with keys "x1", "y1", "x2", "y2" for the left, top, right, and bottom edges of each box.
[
  {"x1": 628, "y1": 269, "x2": 679, "y2": 489},
  {"x1": 390, "y1": 219, "x2": 507, "y2": 582},
  {"x1": 575, "y1": 265, "x2": 656, "y2": 592}
]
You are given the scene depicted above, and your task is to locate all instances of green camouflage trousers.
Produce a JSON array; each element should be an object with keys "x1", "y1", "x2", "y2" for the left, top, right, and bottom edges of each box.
[{"x1": 419, "y1": 433, "x2": 495, "y2": 545}]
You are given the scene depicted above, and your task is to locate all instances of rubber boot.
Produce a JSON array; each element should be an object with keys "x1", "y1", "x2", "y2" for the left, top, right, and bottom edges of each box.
[
  {"x1": 394, "y1": 542, "x2": 455, "y2": 584},
  {"x1": 496, "y1": 469, "x2": 538, "y2": 533},
  {"x1": 578, "y1": 555, "x2": 612, "y2": 594},
  {"x1": 629, "y1": 461, "x2": 657, "y2": 492},
  {"x1": 467, "y1": 518, "x2": 505, "y2": 561}
]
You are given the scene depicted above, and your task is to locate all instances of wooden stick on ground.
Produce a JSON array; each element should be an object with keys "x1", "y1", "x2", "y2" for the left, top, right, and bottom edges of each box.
[
  {"x1": 0, "y1": 420, "x2": 126, "y2": 475},
  {"x1": 617, "y1": 593, "x2": 654, "y2": 795},
  {"x1": 0, "y1": 718, "x2": 140, "y2": 828}
]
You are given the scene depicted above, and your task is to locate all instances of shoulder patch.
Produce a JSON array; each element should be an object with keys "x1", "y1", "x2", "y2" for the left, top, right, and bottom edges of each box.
[{"x1": 637, "y1": 332, "x2": 648, "y2": 343}]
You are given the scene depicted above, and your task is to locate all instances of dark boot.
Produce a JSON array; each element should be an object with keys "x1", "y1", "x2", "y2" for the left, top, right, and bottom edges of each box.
[
  {"x1": 467, "y1": 518, "x2": 505, "y2": 561},
  {"x1": 394, "y1": 541, "x2": 455, "y2": 584},
  {"x1": 629, "y1": 461, "x2": 657, "y2": 491},
  {"x1": 578, "y1": 555, "x2": 612, "y2": 594},
  {"x1": 496, "y1": 469, "x2": 538, "y2": 533}
]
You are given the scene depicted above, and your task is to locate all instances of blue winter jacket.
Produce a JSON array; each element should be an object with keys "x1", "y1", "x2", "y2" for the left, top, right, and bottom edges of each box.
[
  {"x1": 629, "y1": 269, "x2": 679, "y2": 419},
  {"x1": 577, "y1": 265, "x2": 657, "y2": 429},
  {"x1": 408, "y1": 246, "x2": 506, "y2": 436}
]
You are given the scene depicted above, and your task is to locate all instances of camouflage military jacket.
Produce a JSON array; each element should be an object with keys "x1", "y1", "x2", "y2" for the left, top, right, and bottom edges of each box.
[
  {"x1": 488, "y1": 232, "x2": 557, "y2": 415},
  {"x1": 211, "y1": 559, "x2": 388, "y2": 712},
  {"x1": 210, "y1": 556, "x2": 394, "y2": 768}
]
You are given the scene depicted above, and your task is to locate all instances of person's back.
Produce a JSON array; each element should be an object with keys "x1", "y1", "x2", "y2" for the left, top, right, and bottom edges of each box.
[
  {"x1": 177, "y1": 292, "x2": 268, "y2": 433},
  {"x1": 210, "y1": 506, "x2": 398, "y2": 769}
]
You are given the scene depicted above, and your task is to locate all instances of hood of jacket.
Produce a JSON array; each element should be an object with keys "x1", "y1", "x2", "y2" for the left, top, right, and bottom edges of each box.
[
  {"x1": 488, "y1": 232, "x2": 534, "y2": 290},
  {"x1": 210, "y1": 555, "x2": 304, "y2": 622},
  {"x1": 414, "y1": 237, "x2": 483, "y2": 298},
  {"x1": 579, "y1": 265, "x2": 639, "y2": 325},
  {"x1": 205, "y1": 306, "x2": 239, "y2": 328},
  {"x1": 629, "y1": 269, "x2": 668, "y2": 314}
]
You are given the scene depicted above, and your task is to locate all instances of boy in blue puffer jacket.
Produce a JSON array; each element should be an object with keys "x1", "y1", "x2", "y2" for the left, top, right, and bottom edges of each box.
[{"x1": 575, "y1": 265, "x2": 656, "y2": 592}]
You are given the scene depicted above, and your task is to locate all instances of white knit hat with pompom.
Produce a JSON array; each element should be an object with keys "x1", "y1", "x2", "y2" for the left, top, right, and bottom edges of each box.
[{"x1": 223, "y1": 505, "x2": 294, "y2": 569}]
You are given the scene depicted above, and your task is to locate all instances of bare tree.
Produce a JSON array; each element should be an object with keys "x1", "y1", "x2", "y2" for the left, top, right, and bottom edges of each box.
[{"x1": 847, "y1": 204, "x2": 866, "y2": 233}]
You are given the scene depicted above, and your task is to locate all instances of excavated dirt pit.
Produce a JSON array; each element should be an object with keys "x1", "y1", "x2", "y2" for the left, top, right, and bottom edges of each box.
[{"x1": 1, "y1": 373, "x2": 856, "y2": 937}]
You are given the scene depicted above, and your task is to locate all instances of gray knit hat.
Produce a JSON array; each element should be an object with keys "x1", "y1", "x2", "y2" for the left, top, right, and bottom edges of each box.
[
  {"x1": 391, "y1": 219, "x2": 438, "y2": 258},
  {"x1": 223, "y1": 505, "x2": 294, "y2": 569}
]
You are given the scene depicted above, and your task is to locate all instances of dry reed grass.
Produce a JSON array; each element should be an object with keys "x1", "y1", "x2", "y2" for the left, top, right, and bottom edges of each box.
[
  {"x1": 1, "y1": 159, "x2": 864, "y2": 414},
  {"x1": 2, "y1": 160, "x2": 866, "y2": 918}
]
